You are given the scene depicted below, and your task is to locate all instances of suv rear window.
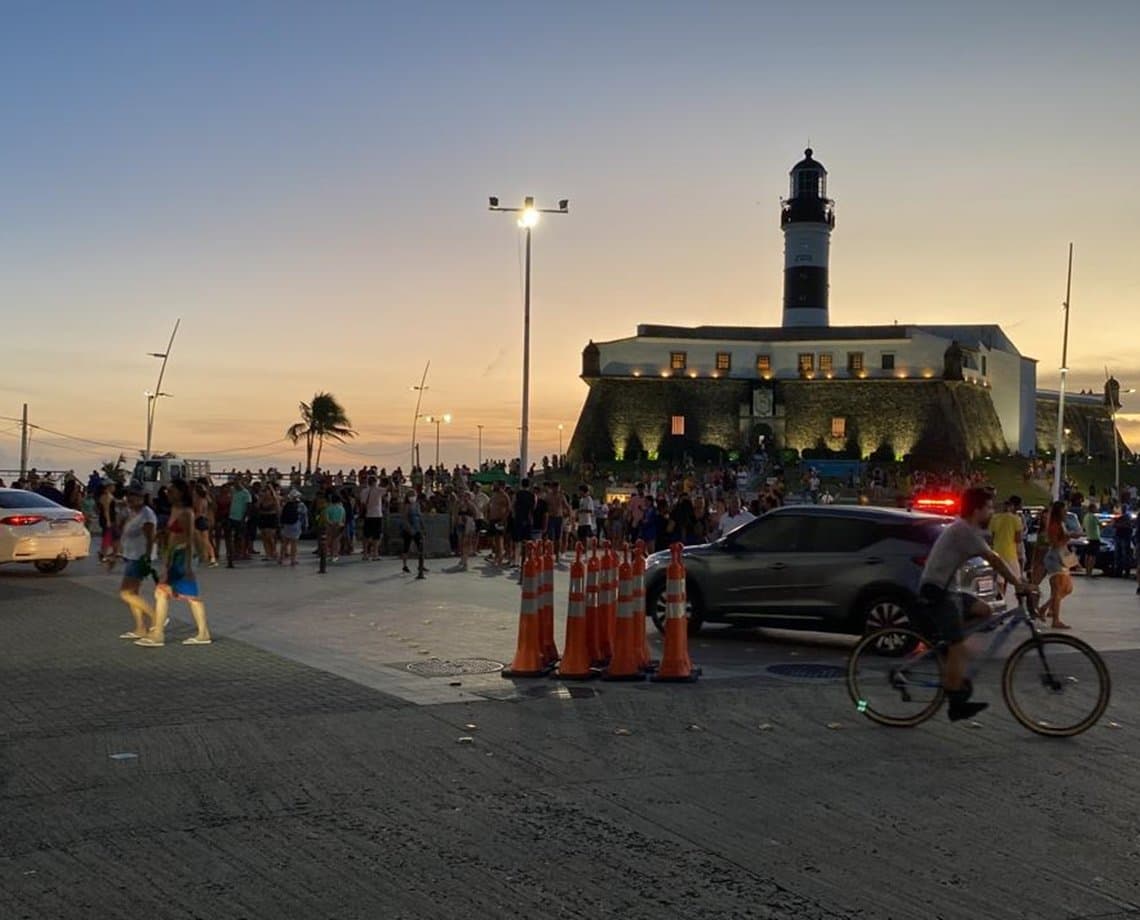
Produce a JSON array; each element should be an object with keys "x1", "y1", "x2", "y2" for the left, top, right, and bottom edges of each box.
[{"x1": 900, "y1": 520, "x2": 950, "y2": 547}]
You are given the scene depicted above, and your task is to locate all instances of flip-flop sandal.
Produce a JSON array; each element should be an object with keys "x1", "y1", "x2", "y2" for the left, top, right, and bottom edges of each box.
[
  {"x1": 134, "y1": 637, "x2": 165, "y2": 647},
  {"x1": 182, "y1": 637, "x2": 213, "y2": 645},
  {"x1": 119, "y1": 631, "x2": 144, "y2": 640}
]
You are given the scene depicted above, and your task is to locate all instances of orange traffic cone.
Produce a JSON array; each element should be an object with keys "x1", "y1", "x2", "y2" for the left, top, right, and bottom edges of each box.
[
  {"x1": 556, "y1": 544, "x2": 595, "y2": 680},
  {"x1": 652, "y1": 543, "x2": 700, "y2": 682},
  {"x1": 539, "y1": 540, "x2": 559, "y2": 667},
  {"x1": 585, "y1": 542, "x2": 605, "y2": 666},
  {"x1": 598, "y1": 542, "x2": 616, "y2": 664},
  {"x1": 502, "y1": 544, "x2": 550, "y2": 678},
  {"x1": 604, "y1": 546, "x2": 644, "y2": 681},
  {"x1": 632, "y1": 540, "x2": 657, "y2": 673}
]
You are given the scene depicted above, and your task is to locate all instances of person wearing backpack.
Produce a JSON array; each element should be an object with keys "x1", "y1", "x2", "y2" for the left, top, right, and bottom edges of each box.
[{"x1": 278, "y1": 490, "x2": 308, "y2": 567}]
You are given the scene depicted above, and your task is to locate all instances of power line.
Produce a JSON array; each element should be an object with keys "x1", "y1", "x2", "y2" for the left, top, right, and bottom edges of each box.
[{"x1": 0, "y1": 416, "x2": 134, "y2": 451}]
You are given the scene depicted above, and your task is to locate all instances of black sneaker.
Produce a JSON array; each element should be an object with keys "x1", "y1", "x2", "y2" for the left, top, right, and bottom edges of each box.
[
  {"x1": 402, "y1": 565, "x2": 410, "y2": 574},
  {"x1": 948, "y1": 700, "x2": 989, "y2": 722}
]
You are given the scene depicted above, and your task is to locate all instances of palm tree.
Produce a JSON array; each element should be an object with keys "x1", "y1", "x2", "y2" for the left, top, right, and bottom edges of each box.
[{"x1": 286, "y1": 392, "x2": 356, "y2": 475}]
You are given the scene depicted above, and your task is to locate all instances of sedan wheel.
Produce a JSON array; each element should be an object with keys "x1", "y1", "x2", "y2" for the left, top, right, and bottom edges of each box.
[{"x1": 34, "y1": 558, "x2": 69, "y2": 575}]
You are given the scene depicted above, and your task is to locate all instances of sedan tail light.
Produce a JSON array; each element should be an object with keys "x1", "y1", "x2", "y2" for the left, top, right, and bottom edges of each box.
[
  {"x1": 2, "y1": 515, "x2": 45, "y2": 526},
  {"x1": 911, "y1": 555, "x2": 928, "y2": 567}
]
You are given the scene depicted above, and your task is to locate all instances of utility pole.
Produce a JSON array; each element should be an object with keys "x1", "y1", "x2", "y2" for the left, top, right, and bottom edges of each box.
[
  {"x1": 19, "y1": 403, "x2": 28, "y2": 478},
  {"x1": 410, "y1": 361, "x2": 430, "y2": 474},
  {"x1": 146, "y1": 319, "x2": 181, "y2": 461},
  {"x1": 1051, "y1": 244, "x2": 1073, "y2": 501}
]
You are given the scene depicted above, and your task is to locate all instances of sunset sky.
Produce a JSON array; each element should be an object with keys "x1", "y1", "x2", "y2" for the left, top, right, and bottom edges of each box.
[{"x1": 2, "y1": 1, "x2": 1138, "y2": 474}]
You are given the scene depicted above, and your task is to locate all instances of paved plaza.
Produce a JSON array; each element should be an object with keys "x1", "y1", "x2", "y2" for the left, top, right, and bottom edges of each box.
[{"x1": 3, "y1": 550, "x2": 1140, "y2": 919}]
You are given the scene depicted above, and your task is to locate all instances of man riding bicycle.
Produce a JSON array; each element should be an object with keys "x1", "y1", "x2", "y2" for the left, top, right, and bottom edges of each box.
[{"x1": 918, "y1": 487, "x2": 1035, "y2": 721}]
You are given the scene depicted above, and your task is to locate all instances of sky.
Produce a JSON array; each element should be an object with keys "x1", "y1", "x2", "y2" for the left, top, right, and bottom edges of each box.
[{"x1": 2, "y1": 0, "x2": 1139, "y2": 474}]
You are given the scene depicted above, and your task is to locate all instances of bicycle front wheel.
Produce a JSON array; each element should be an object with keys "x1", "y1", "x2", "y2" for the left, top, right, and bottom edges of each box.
[
  {"x1": 847, "y1": 628, "x2": 945, "y2": 727},
  {"x1": 1002, "y1": 634, "x2": 1111, "y2": 737}
]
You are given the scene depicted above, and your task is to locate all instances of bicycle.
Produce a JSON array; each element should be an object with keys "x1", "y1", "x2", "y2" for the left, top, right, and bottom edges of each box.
[{"x1": 847, "y1": 593, "x2": 1111, "y2": 737}]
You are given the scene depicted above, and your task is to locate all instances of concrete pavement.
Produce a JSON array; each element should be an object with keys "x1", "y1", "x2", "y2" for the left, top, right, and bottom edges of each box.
[{"x1": 2, "y1": 552, "x2": 1140, "y2": 919}]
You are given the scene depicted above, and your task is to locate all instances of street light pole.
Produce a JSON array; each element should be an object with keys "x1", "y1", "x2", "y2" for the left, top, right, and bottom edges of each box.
[
  {"x1": 409, "y1": 361, "x2": 430, "y2": 474},
  {"x1": 1051, "y1": 245, "x2": 1073, "y2": 501},
  {"x1": 477, "y1": 424, "x2": 484, "y2": 469},
  {"x1": 422, "y1": 414, "x2": 452, "y2": 469},
  {"x1": 558, "y1": 423, "x2": 564, "y2": 460},
  {"x1": 1114, "y1": 387, "x2": 1136, "y2": 499},
  {"x1": 489, "y1": 196, "x2": 568, "y2": 482},
  {"x1": 145, "y1": 318, "x2": 180, "y2": 461}
]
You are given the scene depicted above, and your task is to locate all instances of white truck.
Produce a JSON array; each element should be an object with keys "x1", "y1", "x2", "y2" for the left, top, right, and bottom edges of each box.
[{"x1": 131, "y1": 454, "x2": 212, "y2": 495}]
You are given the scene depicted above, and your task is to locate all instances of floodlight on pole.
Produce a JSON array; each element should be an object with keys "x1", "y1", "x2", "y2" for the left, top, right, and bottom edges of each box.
[
  {"x1": 421, "y1": 413, "x2": 452, "y2": 469},
  {"x1": 488, "y1": 195, "x2": 569, "y2": 482}
]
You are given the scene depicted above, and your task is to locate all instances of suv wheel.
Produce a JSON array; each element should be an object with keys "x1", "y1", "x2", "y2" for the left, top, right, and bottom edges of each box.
[
  {"x1": 860, "y1": 594, "x2": 910, "y2": 634},
  {"x1": 646, "y1": 580, "x2": 704, "y2": 636},
  {"x1": 34, "y1": 558, "x2": 69, "y2": 575}
]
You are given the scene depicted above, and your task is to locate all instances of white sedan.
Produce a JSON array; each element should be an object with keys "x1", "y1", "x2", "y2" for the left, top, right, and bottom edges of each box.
[{"x1": 0, "y1": 488, "x2": 91, "y2": 573}]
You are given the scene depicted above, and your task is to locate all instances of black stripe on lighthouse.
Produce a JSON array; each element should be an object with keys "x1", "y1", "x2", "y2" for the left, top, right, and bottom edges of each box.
[{"x1": 783, "y1": 266, "x2": 829, "y2": 311}]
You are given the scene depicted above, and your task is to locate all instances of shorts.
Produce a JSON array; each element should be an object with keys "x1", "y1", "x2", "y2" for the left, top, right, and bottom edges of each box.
[
  {"x1": 163, "y1": 556, "x2": 200, "y2": 599},
  {"x1": 513, "y1": 522, "x2": 531, "y2": 542},
  {"x1": 577, "y1": 525, "x2": 594, "y2": 542},
  {"x1": 915, "y1": 585, "x2": 979, "y2": 643},
  {"x1": 546, "y1": 517, "x2": 564, "y2": 541},
  {"x1": 489, "y1": 521, "x2": 506, "y2": 536},
  {"x1": 1043, "y1": 548, "x2": 1067, "y2": 576},
  {"x1": 281, "y1": 522, "x2": 302, "y2": 541},
  {"x1": 194, "y1": 515, "x2": 209, "y2": 532},
  {"x1": 462, "y1": 516, "x2": 476, "y2": 536},
  {"x1": 1083, "y1": 539, "x2": 1100, "y2": 560},
  {"x1": 402, "y1": 531, "x2": 424, "y2": 554},
  {"x1": 123, "y1": 557, "x2": 152, "y2": 581},
  {"x1": 156, "y1": 514, "x2": 170, "y2": 531},
  {"x1": 258, "y1": 514, "x2": 279, "y2": 531},
  {"x1": 363, "y1": 517, "x2": 383, "y2": 540}
]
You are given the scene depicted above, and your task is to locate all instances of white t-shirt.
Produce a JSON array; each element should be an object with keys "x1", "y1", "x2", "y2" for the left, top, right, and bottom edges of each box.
[
  {"x1": 121, "y1": 506, "x2": 157, "y2": 560},
  {"x1": 577, "y1": 495, "x2": 596, "y2": 529},
  {"x1": 361, "y1": 485, "x2": 385, "y2": 518},
  {"x1": 717, "y1": 510, "x2": 755, "y2": 538}
]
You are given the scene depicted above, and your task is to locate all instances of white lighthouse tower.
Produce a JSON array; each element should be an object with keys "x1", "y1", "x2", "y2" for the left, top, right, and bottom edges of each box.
[{"x1": 781, "y1": 148, "x2": 835, "y2": 327}]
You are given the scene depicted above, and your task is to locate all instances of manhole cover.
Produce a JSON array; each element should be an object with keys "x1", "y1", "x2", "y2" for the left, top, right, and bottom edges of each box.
[
  {"x1": 766, "y1": 663, "x2": 845, "y2": 681},
  {"x1": 406, "y1": 658, "x2": 504, "y2": 678}
]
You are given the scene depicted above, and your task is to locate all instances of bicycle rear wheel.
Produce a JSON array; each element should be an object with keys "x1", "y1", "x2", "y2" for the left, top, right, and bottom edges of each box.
[
  {"x1": 847, "y1": 628, "x2": 945, "y2": 727},
  {"x1": 1002, "y1": 634, "x2": 1111, "y2": 737}
]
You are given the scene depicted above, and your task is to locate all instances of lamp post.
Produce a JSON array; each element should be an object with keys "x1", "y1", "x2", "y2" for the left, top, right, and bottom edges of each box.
[
  {"x1": 145, "y1": 319, "x2": 180, "y2": 461},
  {"x1": 1062, "y1": 427, "x2": 1072, "y2": 485},
  {"x1": 477, "y1": 424, "x2": 484, "y2": 469},
  {"x1": 557, "y1": 423, "x2": 564, "y2": 460},
  {"x1": 409, "y1": 361, "x2": 430, "y2": 473},
  {"x1": 421, "y1": 414, "x2": 452, "y2": 469},
  {"x1": 1051, "y1": 245, "x2": 1073, "y2": 501},
  {"x1": 144, "y1": 391, "x2": 172, "y2": 461},
  {"x1": 1113, "y1": 386, "x2": 1135, "y2": 499},
  {"x1": 489, "y1": 195, "x2": 568, "y2": 482}
]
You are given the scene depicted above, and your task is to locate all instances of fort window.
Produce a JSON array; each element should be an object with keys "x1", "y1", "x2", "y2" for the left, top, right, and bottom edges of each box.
[
  {"x1": 831, "y1": 417, "x2": 846, "y2": 439},
  {"x1": 671, "y1": 415, "x2": 685, "y2": 436},
  {"x1": 756, "y1": 354, "x2": 771, "y2": 374},
  {"x1": 819, "y1": 353, "x2": 834, "y2": 374},
  {"x1": 847, "y1": 352, "x2": 864, "y2": 372},
  {"x1": 798, "y1": 353, "x2": 815, "y2": 375},
  {"x1": 716, "y1": 352, "x2": 731, "y2": 371},
  {"x1": 881, "y1": 353, "x2": 895, "y2": 371},
  {"x1": 670, "y1": 352, "x2": 687, "y2": 370}
]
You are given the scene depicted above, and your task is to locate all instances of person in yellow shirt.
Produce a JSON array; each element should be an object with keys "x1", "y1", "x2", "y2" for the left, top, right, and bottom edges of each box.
[{"x1": 989, "y1": 495, "x2": 1025, "y2": 598}]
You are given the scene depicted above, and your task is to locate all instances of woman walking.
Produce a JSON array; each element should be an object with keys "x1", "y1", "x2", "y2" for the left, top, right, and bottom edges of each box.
[
  {"x1": 118, "y1": 483, "x2": 157, "y2": 640},
  {"x1": 1042, "y1": 500, "x2": 1075, "y2": 630},
  {"x1": 97, "y1": 481, "x2": 116, "y2": 566},
  {"x1": 278, "y1": 489, "x2": 307, "y2": 566},
  {"x1": 256, "y1": 482, "x2": 281, "y2": 562},
  {"x1": 193, "y1": 481, "x2": 218, "y2": 568},
  {"x1": 136, "y1": 479, "x2": 212, "y2": 647}
]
